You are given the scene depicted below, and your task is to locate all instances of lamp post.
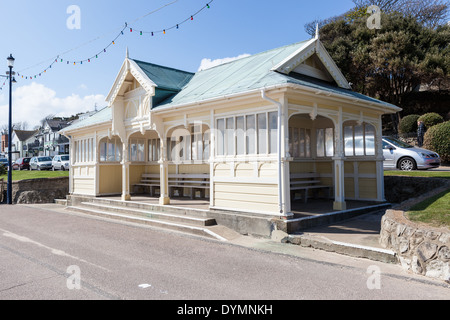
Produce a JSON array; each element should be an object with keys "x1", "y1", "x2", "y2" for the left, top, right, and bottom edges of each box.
[{"x1": 6, "y1": 54, "x2": 15, "y2": 205}]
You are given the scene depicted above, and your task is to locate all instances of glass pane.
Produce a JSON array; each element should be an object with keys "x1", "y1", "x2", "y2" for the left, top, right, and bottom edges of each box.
[
  {"x1": 116, "y1": 140, "x2": 122, "y2": 162},
  {"x1": 246, "y1": 115, "x2": 256, "y2": 155},
  {"x1": 316, "y1": 129, "x2": 325, "y2": 157},
  {"x1": 100, "y1": 142, "x2": 106, "y2": 162},
  {"x1": 108, "y1": 141, "x2": 115, "y2": 162},
  {"x1": 293, "y1": 128, "x2": 299, "y2": 158},
  {"x1": 203, "y1": 130, "x2": 210, "y2": 161},
  {"x1": 236, "y1": 116, "x2": 245, "y2": 155},
  {"x1": 257, "y1": 113, "x2": 267, "y2": 154},
  {"x1": 138, "y1": 141, "x2": 145, "y2": 162},
  {"x1": 268, "y1": 112, "x2": 278, "y2": 154},
  {"x1": 365, "y1": 124, "x2": 375, "y2": 156},
  {"x1": 344, "y1": 126, "x2": 354, "y2": 156},
  {"x1": 305, "y1": 129, "x2": 311, "y2": 158},
  {"x1": 216, "y1": 119, "x2": 224, "y2": 156},
  {"x1": 325, "y1": 128, "x2": 334, "y2": 157},
  {"x1": 354, "y1": 125, "x2": 364, "y2": 156},
  {"x1": 226, "y1": 117, "x2": 234, "y2": 156},
  {"x1": 299, "y1": 128, "x2": 305, "y2": 158}
]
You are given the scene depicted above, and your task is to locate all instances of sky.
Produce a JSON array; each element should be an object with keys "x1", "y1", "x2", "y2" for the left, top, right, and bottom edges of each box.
[{"x1": 0, "y1": 0, "x2": 356, "y2": 130}]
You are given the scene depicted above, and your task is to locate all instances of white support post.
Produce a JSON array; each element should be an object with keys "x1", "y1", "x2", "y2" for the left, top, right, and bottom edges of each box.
[{"x1": 333, "y1": 108, "x2": 346, "y2": 211}]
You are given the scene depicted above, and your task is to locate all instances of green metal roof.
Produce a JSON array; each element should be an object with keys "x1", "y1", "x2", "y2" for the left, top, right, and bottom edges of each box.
[
  {"x1": 156, "y1": 41, "x2": 310, "y2": 108},
  {"x1": 63, "y1": 40, "x2": 399, "y2": 133},
  {"x1": 133, "y1": 59, "x2": 194, "y2": 92},
  {"x1": 155, "y1": 40, "x2": 398, "y2": 110}
]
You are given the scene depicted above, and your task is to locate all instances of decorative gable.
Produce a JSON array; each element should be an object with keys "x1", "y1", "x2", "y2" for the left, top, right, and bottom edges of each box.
[{"x1": 271, "y1": 38, "x2": 351, "y2": 89}]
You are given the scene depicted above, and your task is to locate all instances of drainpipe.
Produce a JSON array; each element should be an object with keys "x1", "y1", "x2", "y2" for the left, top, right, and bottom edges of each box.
[{"x1": 261, "y1": 89, "x2": 283, "y2": 214}]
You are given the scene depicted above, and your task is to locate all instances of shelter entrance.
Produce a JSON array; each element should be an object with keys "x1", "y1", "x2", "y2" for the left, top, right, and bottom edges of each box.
[{"x1": 288, "y1": 114, "x2": 335, "y2": 206}]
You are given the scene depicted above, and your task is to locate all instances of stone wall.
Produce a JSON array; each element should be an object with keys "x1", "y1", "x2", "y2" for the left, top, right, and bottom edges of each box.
[
  {"x1": 380, "y1": 209, "x2": 450, "y2": 282},
  {"x1": 384, "y1": 176, "x2": 449, "y2": 204},
  {"x1": 1, "y1": 177, "x2": 69, "y2": 204}
]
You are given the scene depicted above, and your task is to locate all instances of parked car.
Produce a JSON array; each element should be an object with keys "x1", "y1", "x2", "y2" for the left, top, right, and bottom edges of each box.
[
  {"x1": 382, "y1": 137, "x2": 441, "y2": 171},
  {"x1": 30, "y1": 156, "x2": 53, "y2": 171},
  {"x1": 12, "y1": 157, "x2": 31, "y2": 170},
  {"x1": 52, "y1": 155, "x2": 70, "y2": 171}
]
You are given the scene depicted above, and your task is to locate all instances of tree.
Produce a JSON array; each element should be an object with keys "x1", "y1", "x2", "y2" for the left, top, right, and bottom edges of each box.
[
  {"x1": 307, "y1": 11, "x2": 449, "y2": 132},
  {"x1": 352, "y1": 0, "x2": 449, "y2": 29}
]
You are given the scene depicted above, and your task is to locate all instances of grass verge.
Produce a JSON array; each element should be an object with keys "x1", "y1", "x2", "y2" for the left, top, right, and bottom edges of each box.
[
  {"x1": 384, "y1": 170, "x2": 450, "y2": 179},
  {"x1": 406, "y1": 188, "x2": 450, "y2": 228},
  {"x1": 0, "y1": 170, "x2": 69, "y2": 181}
]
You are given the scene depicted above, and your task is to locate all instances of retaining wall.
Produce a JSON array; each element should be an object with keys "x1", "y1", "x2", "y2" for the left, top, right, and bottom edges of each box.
[
  {"x1": 380, "y1": 209, "x2": 450, "y2": 282},
  {"x1": 1, "y1": 177, "x2": 69, "y2": 204}
]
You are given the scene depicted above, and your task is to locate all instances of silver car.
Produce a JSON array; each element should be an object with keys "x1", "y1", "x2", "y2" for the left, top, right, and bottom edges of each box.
[
  {"x1": 30, "y1": 156, "x2": 53, "y2": 171},
  {"x1": 382, "y1": 137, "x2": 441, "y2": 171},
  {"x1": 52, "y1": 155, "x2": 70, "y2": 171}
]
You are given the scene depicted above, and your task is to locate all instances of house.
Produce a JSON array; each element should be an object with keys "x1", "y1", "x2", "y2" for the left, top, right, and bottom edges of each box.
[
  {"x1": 40, "y1": 118, "x2": 71, "y2": 156},
  {"x1": 12, "y1": 130, "x2": 39, "y2": 158},
  {"x1": 60, "y1": 35, "x2": 401, "y2": 219}
]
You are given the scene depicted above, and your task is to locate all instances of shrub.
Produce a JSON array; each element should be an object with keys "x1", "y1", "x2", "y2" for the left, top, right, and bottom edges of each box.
[
  {"x1": 399, "y1": 114, "x2": 420, "y2": 133},
  {"x1": 423, "y1": 121, "x2": 450, "y2": 163},
  {"x1": 0, "y1": 164, "x2": 6, "y2": 176},
  {"x1": 418, "y1": 113, "x2": 444, "y2": 130}
]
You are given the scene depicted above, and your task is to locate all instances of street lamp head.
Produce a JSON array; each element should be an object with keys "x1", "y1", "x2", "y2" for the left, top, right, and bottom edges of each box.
[{"x1": 7, "y1": 54, "x2": 15, "y2": 68}]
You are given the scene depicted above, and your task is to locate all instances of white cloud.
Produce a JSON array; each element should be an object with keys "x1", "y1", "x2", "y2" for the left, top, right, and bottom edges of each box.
[
  {"x1": 198, "y1": 54, "x2": 251, "y2": 71},
  {"x1": 0, "y1": 82, "x2": 105, "y2": 129}
]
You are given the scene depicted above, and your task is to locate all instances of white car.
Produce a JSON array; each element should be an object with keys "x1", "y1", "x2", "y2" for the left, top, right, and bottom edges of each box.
[
  {"x1": 382, "y1": 137, "x2": 441, "y2": 171},
  {"x1": 52, "y1": 155, "x2": 70, "y2": 171}
]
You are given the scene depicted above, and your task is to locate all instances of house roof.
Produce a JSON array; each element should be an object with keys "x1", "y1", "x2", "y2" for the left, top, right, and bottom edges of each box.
[
  {"x1": 155, "y1": 40, "x2": 399, "y2": 111},
  {"x1": 13, "y1": 130, "x2": 38, "y2": 142},
  {"x1": 132, "y1": 60, "x2": 194, "y2": 92},
  {"x1": 63, "y1": 39, "x2": 400, "y2": 133}
]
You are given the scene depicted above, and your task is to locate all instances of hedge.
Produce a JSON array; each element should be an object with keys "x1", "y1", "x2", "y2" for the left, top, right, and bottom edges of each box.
[
  {"x1": 418, "y1": 113, "x2": 444, "y2": 130},
  {"x1": 399, "y1": 114, "x2": 420, "y2": 134},
  {"x1": 423, "y1": 121, "x2": 450, "y2": 163}
]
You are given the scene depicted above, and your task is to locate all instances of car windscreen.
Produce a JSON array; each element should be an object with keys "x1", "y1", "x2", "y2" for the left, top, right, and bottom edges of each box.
[
  {"x1": 38, "y1": 157, "x2": 52, "y2": 161},
  {"x1": 23, "y1": 158, "x2": 30, "y2": 163},
  {"x1": 61, "y1": 156, "x2": 69, "y2": 161},
  {"x1": 383, "y1": 137, "x2": 413, "y2": 148}
]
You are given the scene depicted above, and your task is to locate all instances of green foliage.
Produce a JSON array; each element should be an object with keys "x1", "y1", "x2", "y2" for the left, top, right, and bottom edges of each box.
[
  {"x1": 0, "y1": 165, "x2": 6, "y2": 176},
  {"x1": 423, "y1": 121, "x2": 450, "y2": 162},
  {"x1": 418, "y1": 112, "x2": 445, "y2": 129},
  {"x1": 399, "y1": 114, "x2": 420, "y2": 133},
  {"x1": 317, "y1": 12, "x2": 450, "y2": 116}
]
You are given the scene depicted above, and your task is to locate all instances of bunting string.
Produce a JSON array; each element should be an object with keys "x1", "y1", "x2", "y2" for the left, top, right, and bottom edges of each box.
[{"x1": 5, "y1": 1, "x2": 214, "y2": 85}]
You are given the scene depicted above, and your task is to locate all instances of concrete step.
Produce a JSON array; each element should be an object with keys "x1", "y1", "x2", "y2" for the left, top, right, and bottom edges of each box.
[
  {"x1": 66, "y1": 205, "x2": 227, "y2": 241},
  {"x1": 84, "y1": 197, "x2": 210, "y2": 218},
  {"x1": 79, "y1": 201, "x2": 216, "y2": 227},
  {"x1": 54, "y1": 199, "x2": 67, "y2": 206}
]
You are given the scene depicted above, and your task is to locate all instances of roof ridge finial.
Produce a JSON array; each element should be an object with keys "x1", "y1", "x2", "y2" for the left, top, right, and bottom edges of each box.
[
  {"x1": 126, "y1": 47, "x2": 129, "y2": 59},
  {"x1": 315, "y1": 23, "x2": 320, "y2": 40}
]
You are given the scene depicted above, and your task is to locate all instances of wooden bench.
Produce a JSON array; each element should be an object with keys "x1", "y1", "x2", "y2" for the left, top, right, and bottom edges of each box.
[
  {"x1": 290, "y1": 173, "x2": 332, "y2": 203},
  {"x1": 168, "y1": 174, "x2": 210, "y2": 199},
  {"x1": 134, "y1": 174, "x2": 161, "y2": 197},
  {"x1": 134, "y1": 173, "x2": 210, "y2": 199}
]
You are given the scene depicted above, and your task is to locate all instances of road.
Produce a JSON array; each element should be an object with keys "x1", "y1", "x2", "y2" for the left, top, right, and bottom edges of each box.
[{"x1": 0, "y1": 203, "x2": 448, "y2": 303}]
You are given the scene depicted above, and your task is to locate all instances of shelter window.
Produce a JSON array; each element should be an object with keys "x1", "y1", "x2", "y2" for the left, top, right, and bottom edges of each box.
[
  {"x1": 344, "y1": 123, "x2": 376, "y2": 157},
  {"x1": 216, "y1": 111, "x2": 278, "y2": 157},
  {"x1": 99, "y1": 137, "x2": 122, "y2": 162},
  {"x1": 148, "y1": 139, "x2": 160, "y2": 162},
  {"x1": 74, "y1": 138, "x2": 94, "y2": 163},
  {"x1": 129, "y1": 139, "x2": 145, "y2": 162},
  {"x1": 289, "y1": 127, "x2": 311, "y2": 158}
]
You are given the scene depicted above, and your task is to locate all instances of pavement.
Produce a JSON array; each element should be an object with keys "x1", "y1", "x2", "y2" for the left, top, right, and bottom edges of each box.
[
  {"x1": 12, "y1": 166, "x2": 450, "y2": 267},
  {"x1": 282, "y1": 166, "x2": 450, "y2": 263}
]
